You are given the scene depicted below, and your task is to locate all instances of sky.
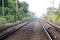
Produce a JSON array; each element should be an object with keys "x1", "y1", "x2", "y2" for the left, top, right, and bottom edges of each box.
[{"x1": 19, "y1": 0, "x2": 60, "y2": 17}]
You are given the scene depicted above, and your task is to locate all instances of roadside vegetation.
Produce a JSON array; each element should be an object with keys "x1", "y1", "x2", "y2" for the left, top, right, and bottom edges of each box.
[
  {"x1": 43, "y1": 7, "x2": 60, "y2": 25},
  {"x1": 0, "y1": 0, "x2": 34, "y2": 26},
  {"x1": 47, "y1": 11, "x2": 60, "y2": 24}
]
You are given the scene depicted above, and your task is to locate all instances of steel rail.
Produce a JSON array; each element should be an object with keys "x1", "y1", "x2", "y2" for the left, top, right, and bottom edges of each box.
[
  {"x1": 42, "y1": 19, "x2": 60, "y2": 32},
  {"x1": 0, "y1": 18, "x2": 36, "y2": 40},
  {"x1": 40, "y1": 21, "x2": 52, "y2": 40},
  {"x1": 0, "y1": 18, "x2": 34, "y2": 32}
]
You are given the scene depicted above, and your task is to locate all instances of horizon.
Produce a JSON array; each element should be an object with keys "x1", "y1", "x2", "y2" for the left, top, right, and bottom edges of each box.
[{"x1": 19, "y1": 0, "x2": 60, "y2": 17}]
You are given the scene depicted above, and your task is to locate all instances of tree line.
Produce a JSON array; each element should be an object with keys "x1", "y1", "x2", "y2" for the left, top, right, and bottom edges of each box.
[{"x1": 0, "y1": 0, "x2": 33, "y2": 25}]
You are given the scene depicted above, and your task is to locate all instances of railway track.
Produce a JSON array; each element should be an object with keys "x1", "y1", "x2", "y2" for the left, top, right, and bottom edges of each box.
[
  {"x1": 40, "y1": 19, "x2": 60, "y2": 40},
  {"x1": 0, "y1": 18, "x2": 60, "y2": 40},
  {"x1": 0, "y1": 19, "x2": 35, "y2": 40},
  {"x1": 40, "y1": 21, "x2": 52, "y2": 40},
  {"x1": 4, "y1": 19, "x2": 49, "y2": 40},
  {"x1": 0, "y1": 19, "x2": 35, "y2": 32}
]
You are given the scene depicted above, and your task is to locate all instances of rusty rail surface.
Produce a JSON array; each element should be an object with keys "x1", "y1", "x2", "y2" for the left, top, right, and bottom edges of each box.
[
  {"x1": 40, "y1": 21, "x2": 52, "y2": 40},
  {"x1": 42, "y1": 19, "x2": 60, "y2": 32}
]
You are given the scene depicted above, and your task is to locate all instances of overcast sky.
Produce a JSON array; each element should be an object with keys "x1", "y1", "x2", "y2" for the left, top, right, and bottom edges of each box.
[{"x1": 19, "y1": 0, "x2": 60, "y2": 17}]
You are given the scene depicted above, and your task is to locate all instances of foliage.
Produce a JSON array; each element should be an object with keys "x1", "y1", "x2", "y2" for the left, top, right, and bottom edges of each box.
[
  {"x1": 0, "y1": 17, "x2": 6, "y2": 25},
  {"x1": 46, "y1": 10, "x2": 60, "y2": 24},
  {"x1": 0, "y1": 7, "x2": 2, "y2": 16},
  {"x1": 54, "y1": 11, "x2": 60, "y2": 20},
  {"x1": 21, "y1": 1, "x2": 29, "y2": 13},
  {"x1": 0, "y1": 0, "x2": 33, "y2": 25}
]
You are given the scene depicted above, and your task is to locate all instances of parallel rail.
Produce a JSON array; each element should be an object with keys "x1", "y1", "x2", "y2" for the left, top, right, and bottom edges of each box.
[
  {"x1": 40, "y1": 21, "x2": 52, "y2": 40},
  {"x1": 0, "y1": 19, "x2": 35, "y2": 40},
  {"x1": 0, "y1": 18, "x2": 60, "y2": 40},
  {"x1": 40, "y1": 18, "x2": 60, "y2": 40},
  {"x1": 43, "y1": 19, "x2": 60, "y2": 32},
  {"x1": 0, "y1": 19, "x2": 34, "y2": 32}
]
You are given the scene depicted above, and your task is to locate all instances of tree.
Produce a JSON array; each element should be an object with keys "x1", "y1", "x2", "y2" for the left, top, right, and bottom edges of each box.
[
  {"x1": 0, "y1": 0, "x2": 33, "y2": 25},
  {"x1": 54, "y1": 11, "x2": 60, "y2": 20},
  {"x1": 0, "y1": 0, "x2": 2, "y2": 6},
  {"x1": 2, "y1": 0, "x2": 4, "y2": 16},
  {"x1": 16, "y1": 0, "x2": 18, "y2": 21},
  {"x1": 21, "y1": 1, "x2": 29, "y2": 13}
]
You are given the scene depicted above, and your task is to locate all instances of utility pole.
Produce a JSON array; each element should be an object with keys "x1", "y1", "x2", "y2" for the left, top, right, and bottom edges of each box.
[
  {"x1": 59, "y1": 3, "x2": 60, "y2": 10},
  {"x1": 50, "y1": 0, "x2": 54, "y2": 11},
  {"x1": 52, "y1": 0, "x2": 54, "y2": 22},
  {"x1": 16, "y1": 0, "x2": 18, "y2": 21},
  {"x1": 52, "y1": 0, "x2": 54, "y2": 11},
  {"x1": 2, "y1": 0, "x2": 4, "y2": 16}
]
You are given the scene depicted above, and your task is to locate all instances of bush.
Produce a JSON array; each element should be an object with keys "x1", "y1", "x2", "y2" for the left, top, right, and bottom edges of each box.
[{"x1": 0, "y1": 17, "x2": 6, "y2": 25}]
